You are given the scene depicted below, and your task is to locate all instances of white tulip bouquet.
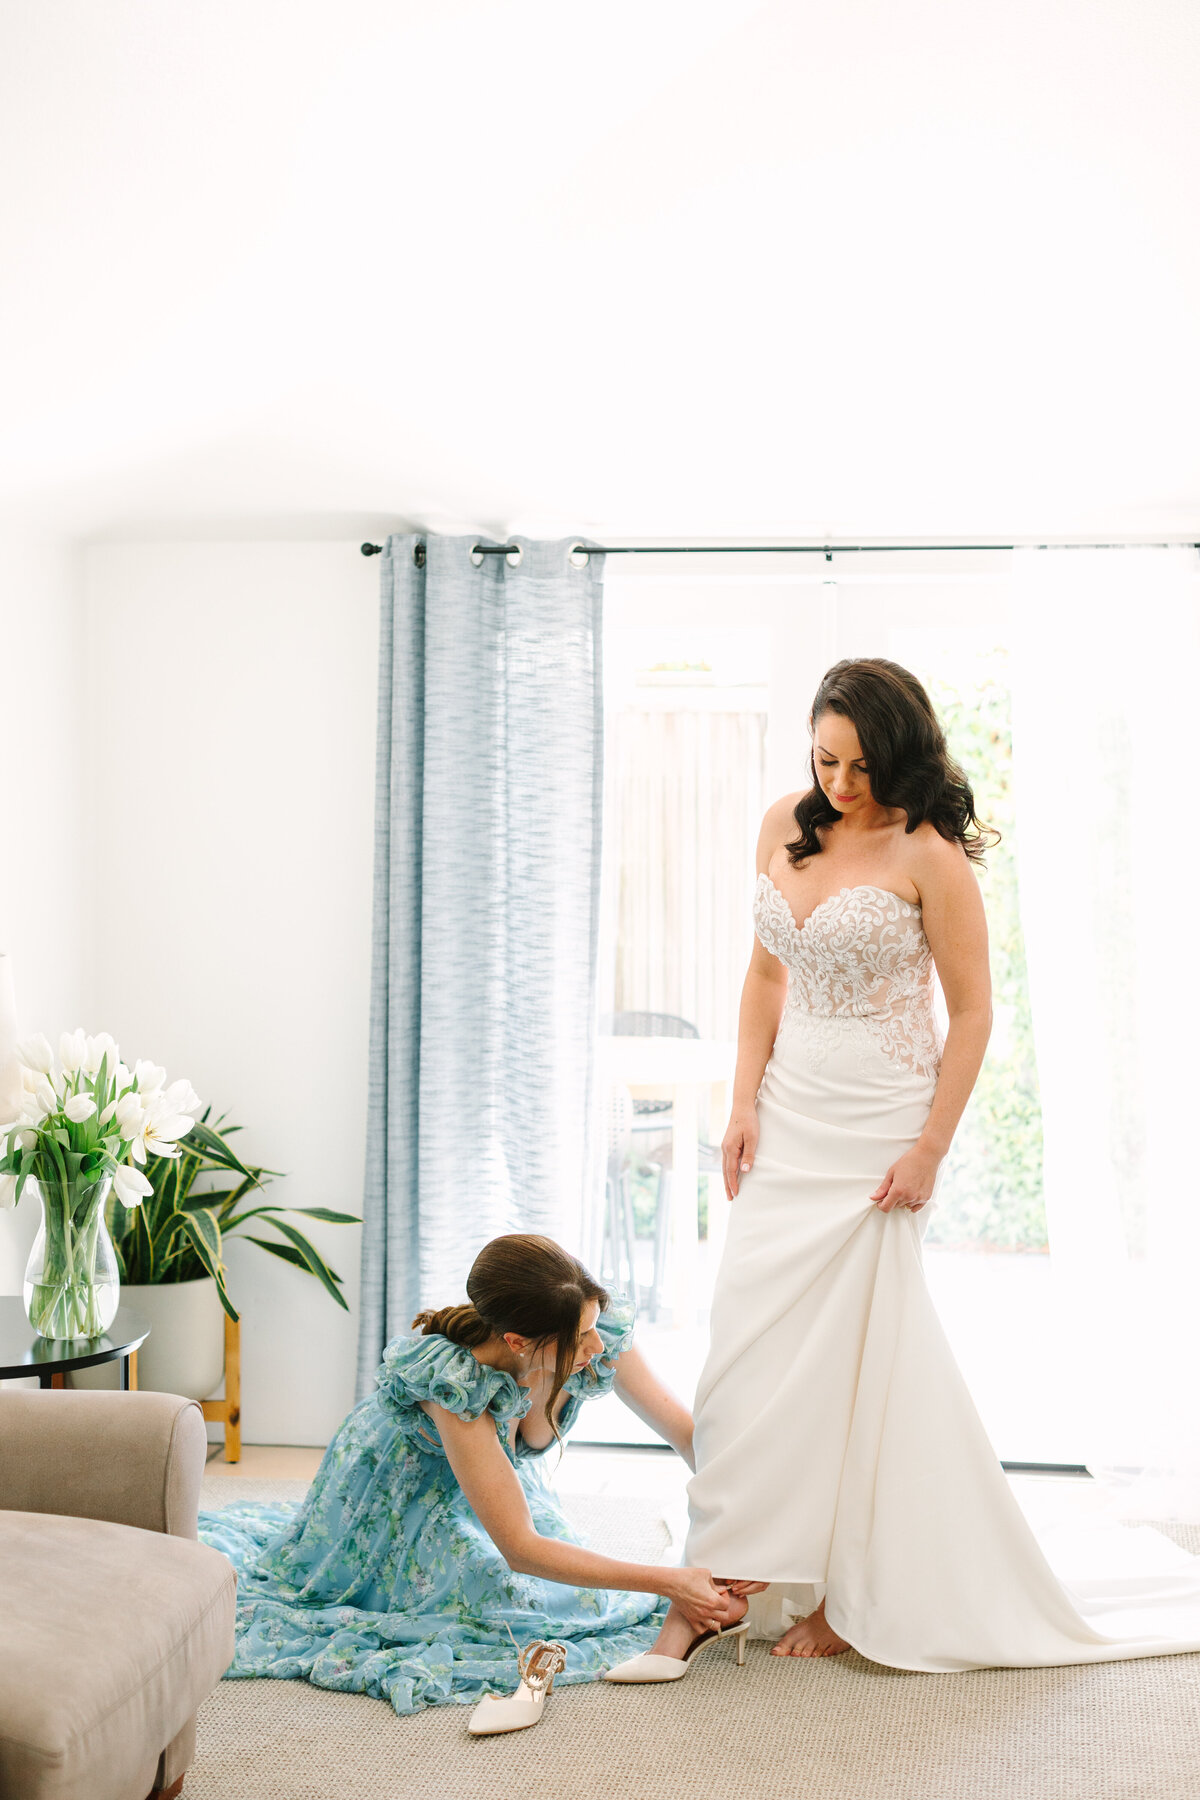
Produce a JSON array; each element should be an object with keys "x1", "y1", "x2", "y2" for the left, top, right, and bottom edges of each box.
[{"x1": 0, "y1": 1029, "x2": 199, "y2": 1338}]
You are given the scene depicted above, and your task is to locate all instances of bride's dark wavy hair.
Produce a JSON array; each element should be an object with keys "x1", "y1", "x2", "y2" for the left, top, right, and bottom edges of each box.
[
  {"x1": 411, "y1": 1233, "x2": 609, "y2": 1449},
  {"x1": 785, "y1": 657, "x2": 1001, "y2": 871}
]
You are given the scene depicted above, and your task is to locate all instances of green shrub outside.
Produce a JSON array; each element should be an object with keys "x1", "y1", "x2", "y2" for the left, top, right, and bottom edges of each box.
[{"x1": 920, "y1": 648, "x2": 1047, "y2": 1252}]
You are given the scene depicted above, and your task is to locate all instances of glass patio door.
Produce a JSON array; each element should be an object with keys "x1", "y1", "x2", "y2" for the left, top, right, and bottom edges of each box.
[{"x1": 575, "y1": 554, "x2": 1085, "y2": 1465}]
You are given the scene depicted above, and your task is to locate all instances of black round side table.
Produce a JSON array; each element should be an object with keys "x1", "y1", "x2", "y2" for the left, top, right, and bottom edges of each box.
[{"x1": 0, "y1": 1296, "x2": 150, "y2": 1390}]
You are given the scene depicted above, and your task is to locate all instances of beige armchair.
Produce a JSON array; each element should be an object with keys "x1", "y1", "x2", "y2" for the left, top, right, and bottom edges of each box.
[{"x1": 0, "y1": 1389, "x2": 236, "y2": 1800}]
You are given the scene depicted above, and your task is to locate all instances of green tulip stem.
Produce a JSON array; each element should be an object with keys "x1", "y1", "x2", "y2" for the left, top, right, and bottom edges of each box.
[{"x1": 26, "y1": 1166, "x2": 115, "y2": 1340}]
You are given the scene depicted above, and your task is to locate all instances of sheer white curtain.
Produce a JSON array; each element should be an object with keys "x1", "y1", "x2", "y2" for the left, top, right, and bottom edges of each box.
[{"x1": 1009, "y1": 544, "x2": 1200, "y2": 1520}]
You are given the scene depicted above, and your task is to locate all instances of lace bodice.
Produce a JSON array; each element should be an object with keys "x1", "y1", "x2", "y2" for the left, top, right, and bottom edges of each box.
[{"x1": 754, "y1": 873, "x2": 943, "y2": 1082}]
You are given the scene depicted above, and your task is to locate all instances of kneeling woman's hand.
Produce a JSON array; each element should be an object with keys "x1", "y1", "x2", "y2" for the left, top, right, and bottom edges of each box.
[{"x1": 666, "y1": 1567, "x2": 749, "y2": 1632}]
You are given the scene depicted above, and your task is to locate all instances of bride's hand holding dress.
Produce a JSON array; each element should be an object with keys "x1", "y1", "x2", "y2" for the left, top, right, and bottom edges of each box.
[{"x1": 868, "y1": 1141, "x2": 942, "y2": 1212}]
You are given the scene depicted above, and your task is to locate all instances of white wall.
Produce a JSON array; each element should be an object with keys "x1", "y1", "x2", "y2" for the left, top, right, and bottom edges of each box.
[
  {"x1": 79, "y1": 540, "x2": 379, "y2": 1443},
  {"x1": 0, "y1": 532, "x2": 84, "y2": 1296}
]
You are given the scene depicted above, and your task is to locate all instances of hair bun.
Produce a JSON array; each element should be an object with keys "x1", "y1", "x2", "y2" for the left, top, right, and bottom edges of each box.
[{"x1": 410, "y1": 1302, "x2": 492, "y2": 1347}]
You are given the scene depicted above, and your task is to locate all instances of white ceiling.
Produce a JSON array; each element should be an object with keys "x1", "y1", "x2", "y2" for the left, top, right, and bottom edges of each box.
[{"x1": 3, "y1": 0, "x2": 1199, "y2": 546}]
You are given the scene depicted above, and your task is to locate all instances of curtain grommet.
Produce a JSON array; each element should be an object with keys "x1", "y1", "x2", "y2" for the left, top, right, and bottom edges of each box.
[
  {"x1": 413, "y1": 542, "x2": 426, "y2": 568},
  {"x1": 470, "y1": 544, "x2": 486, "y2": 567},
  {"x1": 567, "y1": 543, "x2": 590, "y2": 568},
  {"x1": 505, "y1": 542, "x2": 524, "y2": 568}
]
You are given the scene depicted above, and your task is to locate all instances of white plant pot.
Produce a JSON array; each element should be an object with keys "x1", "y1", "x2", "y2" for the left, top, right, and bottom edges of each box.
[{"x1": 66, "y1": 1274, "x2": 227, "y2": 1401}]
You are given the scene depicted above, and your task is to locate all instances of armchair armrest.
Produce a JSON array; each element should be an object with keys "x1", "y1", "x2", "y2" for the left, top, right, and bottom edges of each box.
[{"x1": 0, "y1": 1390, "x2": 206, "y2": 1538}]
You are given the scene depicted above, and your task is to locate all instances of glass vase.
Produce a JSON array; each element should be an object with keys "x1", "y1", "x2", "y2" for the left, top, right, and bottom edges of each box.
[{"x1": 22, "y1": 1172, "x2": 120, "y2": 1339}]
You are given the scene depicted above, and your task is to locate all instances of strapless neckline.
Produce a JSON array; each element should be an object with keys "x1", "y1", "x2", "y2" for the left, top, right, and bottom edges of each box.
[{"x1": 757, "y1": 871, "x2": 922, "y2": 940}]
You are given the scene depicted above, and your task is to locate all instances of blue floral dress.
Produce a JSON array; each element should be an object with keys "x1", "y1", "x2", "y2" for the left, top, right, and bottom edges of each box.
[{"x1": 196, "y1": 1298, "x2": 671, "y2": 1716}]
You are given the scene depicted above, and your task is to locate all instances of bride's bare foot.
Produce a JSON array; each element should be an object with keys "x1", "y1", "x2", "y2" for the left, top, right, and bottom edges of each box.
[
  {"x1": 771, "y1": 1596, "x2": 850, "y2": 1658},
  {"x1": 651, "y1": 1591, "x2": 748, "y2": 1658}
]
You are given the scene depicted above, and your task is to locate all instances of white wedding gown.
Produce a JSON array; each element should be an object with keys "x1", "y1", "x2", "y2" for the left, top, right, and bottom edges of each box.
[{"x1": 683, "y1": 874, "x2": 1200, "y2": 1671}]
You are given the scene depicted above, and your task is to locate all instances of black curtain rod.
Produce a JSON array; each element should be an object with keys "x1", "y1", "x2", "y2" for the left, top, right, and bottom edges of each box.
[{"x1": 361, "y1": 538, "x2": 1200, "y2": 561}]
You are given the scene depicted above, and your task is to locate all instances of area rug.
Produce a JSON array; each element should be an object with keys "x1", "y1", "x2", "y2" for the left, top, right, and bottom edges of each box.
[{"x1": 189, "y1": 1479, "x2": 1200, "y2": 1800}]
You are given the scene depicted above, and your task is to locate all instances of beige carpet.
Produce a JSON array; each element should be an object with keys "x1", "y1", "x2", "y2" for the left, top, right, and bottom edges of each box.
[{"x1": 191, "y1": 1478, "x2": 1200, "y2": 1800}]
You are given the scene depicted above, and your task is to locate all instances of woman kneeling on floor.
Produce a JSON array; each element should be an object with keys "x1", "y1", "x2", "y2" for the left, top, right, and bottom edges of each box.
[{"x1": 197, "y1": 1232, "x2": 749, "y2": 1732}]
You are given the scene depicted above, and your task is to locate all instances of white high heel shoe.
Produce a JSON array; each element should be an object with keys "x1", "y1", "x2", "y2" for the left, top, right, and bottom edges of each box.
[
  {"x1": 467, "y1": 1628, "x2": 570, "y2": 1736},
  {"x1": 603, "y1": 1617, "x2": 750, "y2": 1683}
]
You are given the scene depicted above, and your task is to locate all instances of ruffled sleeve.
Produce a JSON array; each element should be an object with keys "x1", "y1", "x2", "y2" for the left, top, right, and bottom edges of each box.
[
  {"x1": 561, "y1": 1292, "x2": 637, "y2": 1403},
  {"x1": 506, "y1": 1295, "x2": 639, "y2": 1460},
  {"x1": 375, "y1": 1333, "x2": 531, "y2": 1431}
]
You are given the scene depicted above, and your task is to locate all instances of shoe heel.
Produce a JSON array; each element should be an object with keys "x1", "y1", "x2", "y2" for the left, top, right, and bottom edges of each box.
[{"x1": 736, "y1": 1630, "x2": 747, "y2": 1667}]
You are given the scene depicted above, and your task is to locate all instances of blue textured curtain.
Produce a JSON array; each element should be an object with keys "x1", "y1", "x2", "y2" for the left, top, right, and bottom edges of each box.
[{"x1": 356, "y1": 533, "x2": 606, "y2": 1397}]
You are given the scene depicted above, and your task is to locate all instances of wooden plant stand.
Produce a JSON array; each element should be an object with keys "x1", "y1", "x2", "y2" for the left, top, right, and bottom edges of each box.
[{"x1": 200, "y1": 1312, "x2": 241, "y2": 1462}]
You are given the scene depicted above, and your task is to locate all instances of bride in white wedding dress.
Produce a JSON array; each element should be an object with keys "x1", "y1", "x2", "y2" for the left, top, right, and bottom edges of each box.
[{"x1": 657, "y1": 657, "x2": 1200, "y2": 1674}]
